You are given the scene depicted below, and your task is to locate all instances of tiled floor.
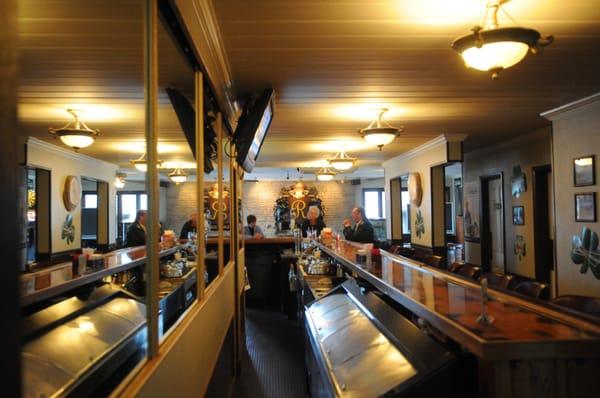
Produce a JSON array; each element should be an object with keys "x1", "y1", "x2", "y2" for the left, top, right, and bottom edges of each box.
[{"x1": 234, "y1": 309, "x2": 306, "y2": 398}]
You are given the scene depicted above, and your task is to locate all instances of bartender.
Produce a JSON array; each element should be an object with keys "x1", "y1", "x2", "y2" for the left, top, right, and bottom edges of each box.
[
  {"x1": 301, "y1": 205, "x2": 326, "y2": 237},
  {"x1": 126, "y1": 210, "x2": 147, "y2": 247},
  {"x1": 179, "y1": 211, "x2": 197, "y2": 241},
  {"x1": 244, "y1": 214, "x2": 265, "y2": 239},
  {"x1": 343, "y1": 206, "x2": 374, "y2": 243}
]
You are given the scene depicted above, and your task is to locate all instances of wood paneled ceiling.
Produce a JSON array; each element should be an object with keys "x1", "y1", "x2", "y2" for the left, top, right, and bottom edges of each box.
[
  {"x1": 17, "y1": 0, "x2": 600, "y2": 178},
  {"x1": 213, "y1": 0, "x2": 600, "y2": 167}
]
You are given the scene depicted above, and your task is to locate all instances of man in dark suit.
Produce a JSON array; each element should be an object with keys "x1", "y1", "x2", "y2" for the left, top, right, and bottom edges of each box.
[
  {"x1": 343, "y1": 207, "x2": 375, "y2": 243},
  {"x1": 126, "y1": 210, "x2": 147, "y2": 247}
]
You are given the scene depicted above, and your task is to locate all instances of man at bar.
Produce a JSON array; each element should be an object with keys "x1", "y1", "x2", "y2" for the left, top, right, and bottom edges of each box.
[
  {"x1": 301, "y1": 205, "x2": 326, "y2": 237},
  {"x1": 244, "y1": 214, "x2": 265, "y2": 239},
  {"x1": 179, "y1": 211, "x2": 197, "y2": 241},
  {"x1": 126, "y1": 210, "x2": 147, "y2": 247},
  {"x1": 343, "y1": 207, "x2": 374, "y2": 243}
]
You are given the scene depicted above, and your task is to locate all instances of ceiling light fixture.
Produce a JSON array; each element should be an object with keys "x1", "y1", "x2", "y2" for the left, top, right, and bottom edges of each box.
[
  {"x1": 49, "y1": 109, "x2": 99, "y2": 151},
  {"x1": 451, "y1": 0, "x2": 553, "y2": 80},
  {"x1": 359, "y1": 108, "x2": 403, "y2": 151},
  {"x1": 130, "y1": 153, "x2": 163, "y2": 172},
  {"x1": 315, "y1": 166, "x2": 336, "y2": 182},
  {"x1": 115, "y1": 172, "x2": 127, "y2": 189},
  {"x1": 168, "y1": 167, "x2": 188, "y2": 185},
  {"x1": 327, "y1": 150, "x2": 357, "y2": 171}
]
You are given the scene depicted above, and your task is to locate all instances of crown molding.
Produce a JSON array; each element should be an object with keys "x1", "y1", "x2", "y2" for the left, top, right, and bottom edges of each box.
[
  {"x1": 382, "y1": 135, "x2": 447, "y2": 167},
  {"x1": 541, "y1": 92, "x2": 600, "y2": 120},
  {"x1": 173, "y1": 0, "x2": 239, "y2": 131},
  {"x1": 27, "y1": 137, "x2": 119, "y2": 169}
]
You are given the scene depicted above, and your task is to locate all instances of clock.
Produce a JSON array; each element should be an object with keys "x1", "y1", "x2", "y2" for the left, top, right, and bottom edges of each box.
[
  {"x1": 63, "y1": 176, "x2": 81, "y2": 212},
  {"x1": 408, "y1": 172, "x2": 423, "y2": 207}
]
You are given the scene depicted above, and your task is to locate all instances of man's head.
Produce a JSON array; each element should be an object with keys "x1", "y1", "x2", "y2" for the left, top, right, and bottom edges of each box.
[
  {"x1": 190, "y1": 211, "x2": 197, "y2": 225},
  {"x1": 136, "y1": 210, "x2": 148, "y2": 226},
  {"x1": 247, "y1": 214, "x2": 257, "y2": 227},
  {"x1": 351, "y1": 207, "x2": 365, "y2": 223}
]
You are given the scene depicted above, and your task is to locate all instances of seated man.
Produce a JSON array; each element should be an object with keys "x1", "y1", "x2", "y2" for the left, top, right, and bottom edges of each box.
[
  {"x1": 179, "y1": 211, "x2": 198, "y2": 241},
  {"x1": 343, "y1": 206, "x2": 375, "y2": 243},
  {"x1": 126, "y1": 210, "x2": 147, "y2": 247},
  {"x1": 244, "y1": 214, "x2": 265, "y2": 239}
]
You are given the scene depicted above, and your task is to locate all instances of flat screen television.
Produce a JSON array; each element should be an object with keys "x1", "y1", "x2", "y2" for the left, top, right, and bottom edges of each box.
[{"x1": 234, "y1": 88, "x2": 275, "y2": 173}]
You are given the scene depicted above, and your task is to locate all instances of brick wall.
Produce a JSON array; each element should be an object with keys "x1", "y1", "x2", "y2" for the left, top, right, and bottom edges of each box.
[
  {"x1": 242, "y1": 180, "x2": 356, "y2": 235},
  {"x1": 165, "y1": 182, "x2": 197, "y2": 236}
]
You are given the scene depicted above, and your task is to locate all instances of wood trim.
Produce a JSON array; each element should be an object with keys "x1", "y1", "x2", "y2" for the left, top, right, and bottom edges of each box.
[{"x1": 540, "y1": 92, "x2": 600, "y2": 120}]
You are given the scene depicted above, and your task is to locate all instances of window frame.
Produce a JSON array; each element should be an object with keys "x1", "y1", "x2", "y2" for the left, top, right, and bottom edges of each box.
[{"x1": 363, "y1": 188, "x2": 386, "y2": 220}]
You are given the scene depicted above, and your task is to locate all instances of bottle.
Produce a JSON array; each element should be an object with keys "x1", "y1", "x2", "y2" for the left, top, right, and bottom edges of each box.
[{"x1": 288, "y1": 264, "x2": 298, "y2": 292}]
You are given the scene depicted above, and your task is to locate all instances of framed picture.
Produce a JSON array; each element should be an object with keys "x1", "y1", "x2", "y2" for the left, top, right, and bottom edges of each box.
[
  {"x1": 463, "y1": 181, "x2": 480, "y2": 242},
  {"x1": 575, "y1": 192, "x2": 596, "y2": 222},
  {"x1": 511, "y1": 166, "x2": 527, "y2": 198},
  {"x1": 512, "y1": 206, "x2": 524, "y2": 225},
  {"x1": 573, "y1": 155, "x2": 595, "y2": 187}
]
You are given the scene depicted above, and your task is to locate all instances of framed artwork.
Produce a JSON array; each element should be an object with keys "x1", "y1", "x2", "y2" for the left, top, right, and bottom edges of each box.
[
  {"x1": 511, "y1": 165, "x2": 527, "y2": 198},
  {"x1": 575, "y1": 192, "x2": 596, "y2": 222},
  {"x1": 463, "y1": 181, "x2": 480, "y2": 242},
  {"x1": 573, "y1": 155, "x2": 595, "y2": 187},
  {"x1": 512, "y1": 206, "x2": 524, "y2": 225}
]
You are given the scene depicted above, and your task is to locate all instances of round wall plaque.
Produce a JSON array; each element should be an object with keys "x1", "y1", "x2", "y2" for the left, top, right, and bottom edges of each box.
[
  {"x1": 63, "y1": 175, "x2": 81, "y2": 212},
  {"x1": 408, "y1": 172, "x2": 423, "y2": 207}
]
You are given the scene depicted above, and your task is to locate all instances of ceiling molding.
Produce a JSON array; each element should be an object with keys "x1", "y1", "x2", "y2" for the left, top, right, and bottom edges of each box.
[
  {"x1": 173, "y1": 0, "x2": 239, "y2": 130},
  {"x1": 382, "y1": 135, "x2": 446, "y2": 168},
  {"x1": 27, "y1": 137, "x2": 119, "y2": 169},
  {"x1": 540, "y1": 92, "x2": 600, "y2": 120}
]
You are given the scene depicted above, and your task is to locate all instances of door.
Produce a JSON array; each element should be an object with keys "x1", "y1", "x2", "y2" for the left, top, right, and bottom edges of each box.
[{"x1": 488, "y1": 178, "x2": 505, "y2": 273}]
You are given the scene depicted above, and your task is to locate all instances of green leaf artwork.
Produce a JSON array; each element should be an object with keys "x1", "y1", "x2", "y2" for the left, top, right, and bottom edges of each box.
[
  {"x1": 571, "y1": 227, "x2": 600, "y2": 279},
  {"x1": 415, "y1": 210, "x2": 425, "y2": 239},
  {"x1": 61, "y1": 214, "x2": 75, "y2": 244},
  {"x1": 514, "y1": 234, "x2": 526, "y2": 261}
]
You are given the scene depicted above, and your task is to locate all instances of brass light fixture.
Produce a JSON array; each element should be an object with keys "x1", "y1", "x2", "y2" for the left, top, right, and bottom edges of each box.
[
  {"x1": 114, "y1": 172, "x2": 127, "y2": 189},
  {"x1": 49, "y1": 109, "x2": 99, "y2": 151},
  {"x1": 315, "y1": 166, "x2": 336, "y2": 182},
  {"x1": 359, "y1": 108, "x2": 403, "y2": 151},
  {"x1": 130, "y1": 153, "x2": 163, "y2": 172},
  {"x1": 451, "y1": 0, "x2": 553, "y2": 80},
  {"x1": 208, "y1": 182, "x2": 229, "y2": 199},
  {"x1": 168, "y1": 167, "x2": 188, "y2": 185},
  {"x1": 327, "y1": 150, "x2": 357, "y2": 171},
  {"x1": 289, "y1": 181, "x2": 308, "y2": 199}
]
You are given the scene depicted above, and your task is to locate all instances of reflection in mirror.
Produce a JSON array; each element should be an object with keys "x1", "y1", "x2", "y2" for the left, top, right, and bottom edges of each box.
[
  {"x1": 444, "y1": 163, "x2": 464, "y2": 268},
  {"x1": 401, "y1": 175, "x2": 411, "y2": 242}
]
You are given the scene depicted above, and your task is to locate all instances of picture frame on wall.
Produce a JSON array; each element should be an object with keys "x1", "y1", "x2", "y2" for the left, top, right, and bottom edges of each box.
[
  {"x1": 575, "y1": 192, "x2": 596, "y2": 222},
  {"x1": 512, "y1": 206, "x2": 524, "y2": 225},
  {"x1": 573, "y1": 155, "x2": 595, "y2": 187}
]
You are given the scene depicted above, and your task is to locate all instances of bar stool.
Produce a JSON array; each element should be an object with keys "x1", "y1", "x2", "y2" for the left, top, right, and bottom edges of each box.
[
  {"x1": 513, "y1": 281, "x2": 549, "y2": 300},
  {"x1": 479, "y1": 272, "x2": 514, "y2": 290},
  {"x1": 455, "y1": 264, "x2": 481, "y2": 280},
  {"x1": 551, "y1": 295, "x2": 600, "y2": 318}
]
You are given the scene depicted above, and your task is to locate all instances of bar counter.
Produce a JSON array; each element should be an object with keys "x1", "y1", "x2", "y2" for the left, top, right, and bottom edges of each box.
[
  {"x1": 21, "y1": 245, "x2": 181, "y2": 307},
  {"x1": 317, "y1": 240, "x2": 600, "y2": 360}
]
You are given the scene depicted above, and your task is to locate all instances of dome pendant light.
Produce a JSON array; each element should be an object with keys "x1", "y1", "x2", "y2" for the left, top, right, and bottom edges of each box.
[
  {"x1": 168, "y1": 167, "x2": 188, "y2": 185},
  {"x1": 327, "y1": 150, "x2": 357, "y2": 171},
  {"x1": 315, "y1": 166, "x2": 336, "y2": 182},
  {"x1": 359, "y1": 108, "x2": 403, "y2": 151},
  {"x1": 115, "y1": 172, "x2": 127, "y2": 189},
  {"x1": 49, "y1": 109, "x2": 99, "y2": 151},
  {"x1": 130, "y1": 153, "x2": 163, "y2": 172},
  {"x1": 451, "y1": 0, "x2": 553, "y2": 80}
]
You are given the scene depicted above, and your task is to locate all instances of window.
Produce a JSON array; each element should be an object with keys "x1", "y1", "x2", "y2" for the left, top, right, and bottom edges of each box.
[
  {"x1": 116, "y1": 192, "x2": 148, "y2": 243},
  {"x1": 83, "y1": 194, "x2": 98, "y2": 209},
  {"x1": 363, "y1": 188, "x2": 385, "y2": 219},
  {"x1": 401, "y1": 189, "x2": 411, "y2": 234}
]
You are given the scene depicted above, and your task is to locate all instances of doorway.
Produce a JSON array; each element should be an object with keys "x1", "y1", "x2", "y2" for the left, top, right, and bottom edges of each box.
[
  {"x1": 481, "y1": 174, "x2": 505, "y2": 274},
  {"x1": 533, "y1": 165, "x2": 553, "y2": 284},
  {"x1": 389, "y1": 175, "x2": 410, "y2": 244},
  {"x1": 81, "y1": 178, "x2": 98, "y2": 248}
]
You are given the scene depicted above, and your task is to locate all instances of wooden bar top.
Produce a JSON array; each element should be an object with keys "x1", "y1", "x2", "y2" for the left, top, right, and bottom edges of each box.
[
  {"x1": 206, "y1": 236, "x2": 294, "y2": 245},
  {"x1": 317, "y1": 240, "x2": 600, "y2": 360}
]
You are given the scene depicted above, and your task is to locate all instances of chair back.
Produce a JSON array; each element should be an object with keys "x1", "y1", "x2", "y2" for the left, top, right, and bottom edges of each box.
[
  {"x1": 423, "y1": 255, "x2": 443, "y2": 268},
  {"x1": 551, "y1": 295, "x2": 600, "y2": 318},
  {"x1": 455, "y1": 264, "x2": 481, "y2": 280},
  {"x1": 513, "y1": 281, "x2": 549, "y2": 300},
  {"x1": 479, "y1": 272, "x2": 514, "y2": 290}
]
